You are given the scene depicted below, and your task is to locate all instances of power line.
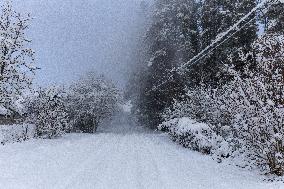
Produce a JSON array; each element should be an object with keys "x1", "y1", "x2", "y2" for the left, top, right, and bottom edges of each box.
[
  {"x1": 179, "y1": 0, "x2": 270, "y2": 71},
  {"x1": 179, "y1": 15, "x2": 257, "y2": 72},
  {"x1": 146, "y1": 0, "x2": 274, "y2": 94}
]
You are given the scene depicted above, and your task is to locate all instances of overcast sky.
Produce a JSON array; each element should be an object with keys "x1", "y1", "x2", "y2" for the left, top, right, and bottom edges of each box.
[{"x1": 12, "y1": 0, "x2": 145, "y2": 89}]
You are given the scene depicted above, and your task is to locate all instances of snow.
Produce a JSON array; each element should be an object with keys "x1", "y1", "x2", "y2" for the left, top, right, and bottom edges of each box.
[
  {"x1": 0, "y1": 122, "x2": 282, "y2": 189},
  {"x1": 0, "y1": 106, "x2": 8, "y2": 115},
  {"x1": 0, "y1": 124, "x2": 35, "y2": 144},
  {"x1": 175, "y1": 117, "x2": 210, "y2": 134}
]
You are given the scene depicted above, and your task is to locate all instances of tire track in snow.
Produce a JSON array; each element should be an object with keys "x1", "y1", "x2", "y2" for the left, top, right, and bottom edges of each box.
[
  {"x1": 83, "y1": 133, "x2": 136, "y2": 189},
  {"x1": 144, "y1": 133, "x2": 214, "y2": 188},
  {"x1": 132, "y1": 135, "x2": 146, "y2": 189},
  {"x1": 60, "y1": 135, "x2": 107, "y2": 189},
  {"x1": 136, "y1": 134, "x2": 167, "y2": 189},
  {"x1": 61, "y1": 134, "x2": 121, "y2": 189},
  {"x1": 93, "y1": 134, "x2": 130, "y2": 189},
  {"x1": 108, "y1": 134, "x2": 142, "y2": 189}
]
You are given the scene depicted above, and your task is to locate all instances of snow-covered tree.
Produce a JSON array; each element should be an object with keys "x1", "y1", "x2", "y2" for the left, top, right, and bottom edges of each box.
[
  {"x1": 67, "y1": 72, "x2": 121, "y2": 133},
  {"x1": 128, "y1": 0, "x2": 284, "y2": 176},
  {"x1": 263, "y1": 0, "x2": 284, "y2": 34},
  {"x1": 197, "y1": 0, "x2": 258, "y2": 85},
  {"x1": 130, "y1": 0, "x2": 200, "y2": 128},
  {"x1": 26, "y1": 87, "x2": 69, "y2": 139},
  {"x1": 162, "y1": 31, "x2": 284, "y2": 175},
  {"x1": 0, "y1": 2, "x2": 36, "y2": 116},
  {"x1": 233, "y1": 33, "x2": 284, "y2": 176}
]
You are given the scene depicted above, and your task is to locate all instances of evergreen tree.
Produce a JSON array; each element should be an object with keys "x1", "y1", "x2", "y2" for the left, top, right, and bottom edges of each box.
[
  {"x1": 192, "y1": 0, "x2": 222, "y2": 86},
  {"x1": 226, "y1": 0, "x2": 258, "y2": 71},
  {"x1": 264, "y1": 0, "x2": 284, "y2": 34},
  {"x1": 133, "y1": 0, "x2": 200, "y2": 128},
  {"x1": 195, "y1": 0, "x2": 258, "y2": 86}
]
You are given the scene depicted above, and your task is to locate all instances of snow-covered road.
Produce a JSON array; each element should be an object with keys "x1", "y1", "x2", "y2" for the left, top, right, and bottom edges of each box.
[{"x1": 0, "y1": 126, "x2": 282, "y2": 189}]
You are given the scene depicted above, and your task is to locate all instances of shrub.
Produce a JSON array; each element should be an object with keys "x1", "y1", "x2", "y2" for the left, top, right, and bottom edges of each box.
[
  {"x1": 160, "y1": 33, "x2": 284, "y2": 175},
  {"x1": 67, "y1": 72, "x2": 121, "y2": 133},
  {"x1": 26, "y1": 87, "x2": 69, "y2": 139},
  {"x1": 159, "y1": 117, "x2": 232, "y2": 158}
]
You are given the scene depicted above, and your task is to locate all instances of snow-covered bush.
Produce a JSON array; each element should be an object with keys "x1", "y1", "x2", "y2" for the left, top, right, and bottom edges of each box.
[
  {"x1": 163, "y1": 87, "x2": 233, "y2": 132},
  {"x1": 0, "y1": 2, "x2": 36, "y2": 116},
  {"x1": 0, "y1": 124, "x2": 35, "y2": 145},
  {"x1": 159, "y1": 117, "x2": 231, "y2": 158},
  {"x1": 161, "y1": 33, "x2": 284, "y2": 175},
  {"x1": 158, "y1": 31, "x2": 284, "y2": 175},
  {"x1": 230, "y1": 34, "x2": 284, "y2": 175},
  {"x1": 160, "y1": 118, "x2": 214, "y2": 154},
  {"x1": 199, "y1": 33, "x2": 284, "y2": 175},
  {"x1": 160, "y1": 83, "x2": 236, "y2": 159},
  {"x1": 26, "y1": 87, "x2": 69, "y2": 139},
  {"x1": 67, "y1": 72, "x2": 121, "y2": 133},
  {"x1": 161, "y1": 85, "x2": 234, "y2": 145}
]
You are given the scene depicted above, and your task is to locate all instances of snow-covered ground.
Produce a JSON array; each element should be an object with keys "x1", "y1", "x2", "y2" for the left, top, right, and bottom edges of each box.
[{"x1": 0, "y1": 121, "x2": 283, "y2": 189}]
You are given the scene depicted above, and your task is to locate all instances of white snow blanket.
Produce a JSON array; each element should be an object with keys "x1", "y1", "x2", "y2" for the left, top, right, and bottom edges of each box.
[{"x1": 0, "y1": 130, "x2": 282, "y2": 188}]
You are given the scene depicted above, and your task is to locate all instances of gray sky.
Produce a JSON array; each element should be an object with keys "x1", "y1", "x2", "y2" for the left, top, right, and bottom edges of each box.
[{"x1": 13, "y1": 0, "x2": 145, "y2": 89}]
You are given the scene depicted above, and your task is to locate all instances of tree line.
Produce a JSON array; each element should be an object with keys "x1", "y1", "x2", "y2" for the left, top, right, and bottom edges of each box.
[
  {"x1": 127, "y1": 0, "x2": 284, "y2": 176},
  {"x1": 0, "y1": 2, "x2": 121, "y2": 139},
  {"x1": 26, "y1": 72, "x2": 121, "y2": 138}
]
